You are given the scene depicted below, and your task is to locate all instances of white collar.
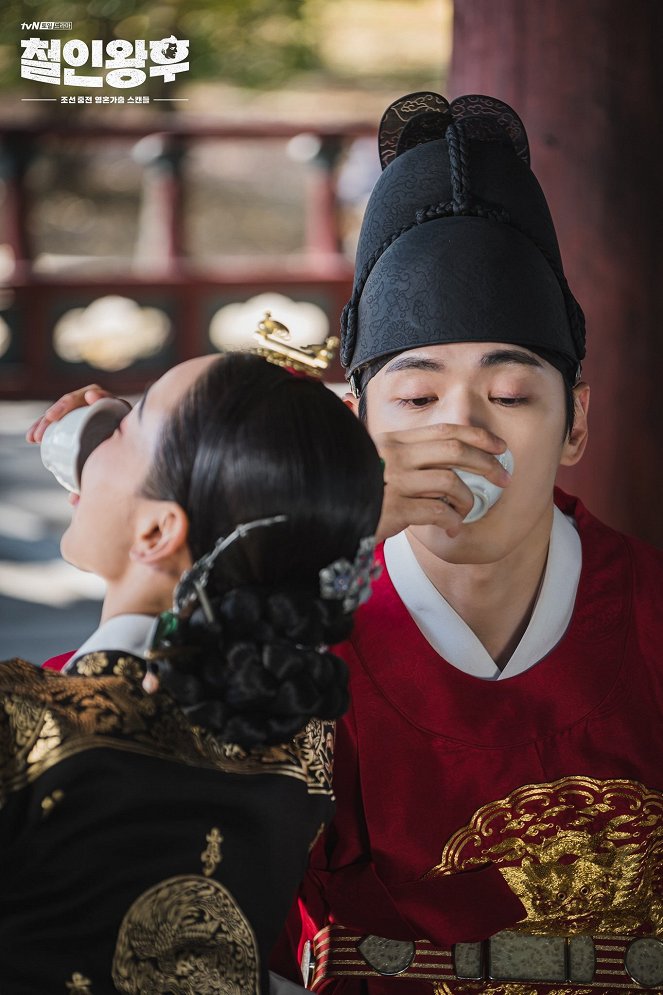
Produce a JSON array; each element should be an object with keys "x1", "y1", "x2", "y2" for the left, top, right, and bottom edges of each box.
[
  {"x1": 66, "y1": 614, "x2": 158, "y2": 673},
  {"x1": 383, "y1": 506, "x2": 582, "y2": 681}
]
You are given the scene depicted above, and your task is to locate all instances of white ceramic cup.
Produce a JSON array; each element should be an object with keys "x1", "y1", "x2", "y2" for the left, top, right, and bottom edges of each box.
[
  {"x1": 40, "y1": 398, "x2": 130, "y2": 493},
  {"x1": 455, "y1": 447, "x2": 514, "y2": 523}
]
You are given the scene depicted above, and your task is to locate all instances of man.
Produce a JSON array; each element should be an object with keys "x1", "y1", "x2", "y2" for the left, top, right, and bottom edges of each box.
[{"x1": 272, "y1": 93, "x2": 663, "y2": 994}]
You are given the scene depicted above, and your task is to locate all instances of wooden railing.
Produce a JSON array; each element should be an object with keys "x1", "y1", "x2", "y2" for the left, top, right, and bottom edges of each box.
[{"x1": 0, "y1": 119, "x2": 374, "y2": 398}]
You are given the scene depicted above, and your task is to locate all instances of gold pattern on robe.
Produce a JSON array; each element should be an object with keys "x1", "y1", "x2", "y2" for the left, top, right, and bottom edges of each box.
[
  {"x1": 112, "y1": 657, "x2": 144, "y2": 680},
  {"x1": 0, "y1": 657, "x2": 335, "y2": 804},
  {"x1": 309, "y1": 821, "x2": 326, "y2": 854},
  {"x1": 434, "y1": 986, "x2": 593, "y2": 995},
  {"x1": 65, "y1": 972, "x2": 93, "y2": 994},
  {"x1": 428, "y1": 776, "x2": 663, "y2": 938},
  {"x1": 194, "y1": 711, "x2": 335, "y2": 795},
  {"x1": 201, "y1": 827, "x2": 223, "y2": 877},
  {"x1": 112, "y1": 874, "x2": 259, "y2": 994},
  {"x1": 41, "y1": 788, "x2": 65, "y2": 817},
  {"x1": 74, "y1": 652, "x2": 109, "y2": 676}
]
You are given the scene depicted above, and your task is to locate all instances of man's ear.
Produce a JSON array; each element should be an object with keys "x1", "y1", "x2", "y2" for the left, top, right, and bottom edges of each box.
[
  {"x1": 560, "y1": 382, "x2": 590, "y2": 466},
  {"x1": 129, "y1": 500, "x2": 191, "y2": 574},
  {"x1": 343, "y1": 391, "x2": 359, "y2": 415}
]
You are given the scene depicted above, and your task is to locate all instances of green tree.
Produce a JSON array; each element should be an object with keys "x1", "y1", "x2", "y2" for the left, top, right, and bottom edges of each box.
[{"x1": 2, "y1": 0, "x2": 321, "y2": 93}]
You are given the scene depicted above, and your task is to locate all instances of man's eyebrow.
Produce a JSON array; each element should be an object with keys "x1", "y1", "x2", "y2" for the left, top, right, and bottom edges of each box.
[
  {"x1": 479, "y1": 349, "x2": 544, "y2": 370},
  {"x1": 384, "y1": 356, "x2": 445, "y2": 375}
]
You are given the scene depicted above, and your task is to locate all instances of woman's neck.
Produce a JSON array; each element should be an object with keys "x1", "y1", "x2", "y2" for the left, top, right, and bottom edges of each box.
[{"x1": 100, "y1": 568, "x2": 174, "y2": 625}]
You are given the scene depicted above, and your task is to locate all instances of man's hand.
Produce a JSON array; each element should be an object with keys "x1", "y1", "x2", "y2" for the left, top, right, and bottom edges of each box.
[
  {"x1": 26, "y1": 385, "x2": 129, "y2": 444},
  {"x1": 376, "y1": 423, "x2": 511, "y2": 542}
]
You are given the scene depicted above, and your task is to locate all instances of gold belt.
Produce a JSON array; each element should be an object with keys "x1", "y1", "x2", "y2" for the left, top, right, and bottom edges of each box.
[{"x1": 304, "y1": 924, "x2": 663, "y2": 990}]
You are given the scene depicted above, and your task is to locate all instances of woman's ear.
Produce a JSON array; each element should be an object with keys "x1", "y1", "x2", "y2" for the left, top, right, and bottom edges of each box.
[
  {"x1": 129, "y1": 500, "x2": 191, "y2": 574},
  {"x1": 560, "y1": 382, "x2": 590, "y2": 466}
]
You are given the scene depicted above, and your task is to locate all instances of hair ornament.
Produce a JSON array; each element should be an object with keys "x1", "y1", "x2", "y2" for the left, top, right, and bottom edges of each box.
[
  {"x1": 173, "y1": 514, "x2": 288, "y2": 621},
  {"x1": 145, "y1": 515, "x2": 288, "y2": 681},
  {"x1": 253, "y1": 311, "x2": 339, "y2": 378},
  {"x1": 319, "y1": 535, "x2": 381, "y2": 613}
]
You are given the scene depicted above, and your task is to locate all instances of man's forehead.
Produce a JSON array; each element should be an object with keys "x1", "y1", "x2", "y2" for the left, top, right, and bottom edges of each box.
[{"x1": 382, "y1": 343, "x2": 545, "y2": 375}]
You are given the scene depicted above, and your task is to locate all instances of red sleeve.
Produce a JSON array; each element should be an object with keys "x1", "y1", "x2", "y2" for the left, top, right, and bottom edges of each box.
[
  {"x1": 42, "y1": 652, "x2": 74, "y2": 671},
  {"x1": 269, "y1": 671, "x2": 366, "y2": 983}
]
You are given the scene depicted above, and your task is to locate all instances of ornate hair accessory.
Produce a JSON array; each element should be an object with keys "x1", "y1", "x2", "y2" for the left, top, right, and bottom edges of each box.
[
  {"x1": 173, "y1": 514, "x2": 288, "y2": 622},
  {"x1": 319, "y1": 535, "x2": 381, "y2": 613},
  {"x1": 253, "y1": 311, "x2": 339, "y2": 378},
  {"x1": 145, "y1": 515, "x2": 288, "y2": 681}
]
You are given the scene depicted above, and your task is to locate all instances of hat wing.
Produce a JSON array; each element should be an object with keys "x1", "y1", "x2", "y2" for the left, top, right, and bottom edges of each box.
[
  {"x1": 450, "y1": 94, "x2": 530, "y2": 165},
  {"x1": 378, "y1": 91, "x2": 451, "y2": 170}
]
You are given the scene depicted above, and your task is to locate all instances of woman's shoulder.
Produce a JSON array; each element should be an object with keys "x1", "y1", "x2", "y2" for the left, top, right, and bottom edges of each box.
[
  {"x1": 0, "y1": 653, "x2": 335, "y2": 800},
  {"x1": 196, "y1": 714, "x2": 336, "y2": 796}
]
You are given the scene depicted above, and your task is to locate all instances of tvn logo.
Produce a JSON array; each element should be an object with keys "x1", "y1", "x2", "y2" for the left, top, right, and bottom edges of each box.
[{"x1": 21, "y1": 21, "x2": 73, "y2": 30}]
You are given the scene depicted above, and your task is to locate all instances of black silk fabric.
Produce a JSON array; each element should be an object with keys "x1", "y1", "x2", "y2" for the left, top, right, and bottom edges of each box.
[
  {"x1": 0, "y1": 654, "x2": 333, "y2": 994},
  {"x1": 343, "y1": 111, "x2": 585, "y2": 378},
  {"x1": 357, "y1": 217, "x2": 569, "y2": 366}
]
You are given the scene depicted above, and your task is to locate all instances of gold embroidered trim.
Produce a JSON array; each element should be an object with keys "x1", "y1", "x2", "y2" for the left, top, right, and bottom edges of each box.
[
  {"x1": 429, "y1": 776, "x2": 663, "y2": 937},
  {"x1": 193, "y1": 711, "x2": 335, "y2": 795},
  {"x1": 112, "y1": 874, "x2": 259, "y2": 994},
  {"x1": 434, "y1": 986, "x2": 593, "y2": 995},
  {"x1": 0, "y1": 657, "x2": 334, "y2": 805},
  {"x1": 201, "y1": 827, "x2": 223, "y2": 877}
]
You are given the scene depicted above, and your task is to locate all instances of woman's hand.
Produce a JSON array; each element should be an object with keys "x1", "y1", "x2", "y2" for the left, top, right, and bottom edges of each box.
[
  {"x1": 375, "y1": 423, "x2": 511, "y2": 542},
  {"x1": 26, "y1": 385, "x2": 130, "y2": 444}
]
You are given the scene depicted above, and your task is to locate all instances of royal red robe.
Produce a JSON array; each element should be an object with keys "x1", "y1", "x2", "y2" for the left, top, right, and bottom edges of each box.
[{"x1": 274, "y1": 492, "x2": 663, "y2": 994}]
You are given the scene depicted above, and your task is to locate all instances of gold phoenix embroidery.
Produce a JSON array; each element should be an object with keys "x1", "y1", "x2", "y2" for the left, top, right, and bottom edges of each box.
[
  {"x1": 201, "y1": 827, "x2": 223, "y2": 877},
  {"x1": 112, "y1": 874, "x2": 259, "y2": 994},
  {"x1": 429, "y1": 776, "x2": 663, "y2": 937},
  {"x1": 0, "y1": 657, "x2": 334, "y2": 805},
  {"x1": 427, "y1": 777, "x2": 663, "y2": 995}
]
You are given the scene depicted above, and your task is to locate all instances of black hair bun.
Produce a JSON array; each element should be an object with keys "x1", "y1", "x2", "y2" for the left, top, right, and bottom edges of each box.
[{"x1": 154, "y1": 586, "x2": 352, "y2": 748}]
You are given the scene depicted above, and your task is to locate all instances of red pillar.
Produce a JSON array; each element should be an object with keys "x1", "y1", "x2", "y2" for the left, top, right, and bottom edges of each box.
[{"x1": 450, "y1": 0, "x2": 663, "y2": 545}]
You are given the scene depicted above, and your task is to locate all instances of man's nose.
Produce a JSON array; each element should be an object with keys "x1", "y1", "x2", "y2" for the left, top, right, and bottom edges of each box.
[{"x1": 437, "y1": 386, "x2": 486, "y2": 429}]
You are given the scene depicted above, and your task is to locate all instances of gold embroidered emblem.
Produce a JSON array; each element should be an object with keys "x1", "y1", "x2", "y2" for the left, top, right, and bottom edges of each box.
[
  {"x1": 426, "y1": 777, "x2": 663, "y2": 995},
  {"x1": 201, "y1": 827, "x2": 223, "y2": 877},
  {"x1": 41, "y1": 788, "x2": 65, "y2": 817},
  {"x1": 112, "y1": 875, "x2": 259, "y2": 994},
  {"x1": 429, "y1": 776, "x2": 663, "y2": 938},
  {"x1": 65, "y1": 972, "x2": 93, "y2": 994}
]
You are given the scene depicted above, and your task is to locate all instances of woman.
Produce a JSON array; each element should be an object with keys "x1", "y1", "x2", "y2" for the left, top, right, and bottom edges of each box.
[{"x1": 0, "y1": 352, "x2": 383, "y2": 994}]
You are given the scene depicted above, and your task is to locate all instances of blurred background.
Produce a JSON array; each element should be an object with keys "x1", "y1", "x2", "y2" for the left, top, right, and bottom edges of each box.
[
  {"x1": 1, "y1": 0, "x2": 662, "y2": 660},
  {"x1": 0, "y1": 0, "x2": 450, "y2": 659}
]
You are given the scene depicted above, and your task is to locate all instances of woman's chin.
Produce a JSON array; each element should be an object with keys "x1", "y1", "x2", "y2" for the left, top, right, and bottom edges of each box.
[{"x1": 60, "y1": 528, "x2": 84, "y2": 570}]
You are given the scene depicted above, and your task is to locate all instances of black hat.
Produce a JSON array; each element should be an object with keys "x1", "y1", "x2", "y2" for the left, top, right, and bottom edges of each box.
[{"x1": 341, "y1": 92, "x2": 585, "y2": 393}]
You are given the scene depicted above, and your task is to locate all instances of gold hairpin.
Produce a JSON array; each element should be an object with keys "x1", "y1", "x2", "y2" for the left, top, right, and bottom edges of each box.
[{"x1": 253, "y1": 311, "x2": 339, "y2": 377}]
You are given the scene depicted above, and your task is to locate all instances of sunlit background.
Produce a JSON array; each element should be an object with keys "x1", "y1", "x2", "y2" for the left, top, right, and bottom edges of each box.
[{"x1": 0, "y1": 0, "x2": 452, "y2": 660}]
